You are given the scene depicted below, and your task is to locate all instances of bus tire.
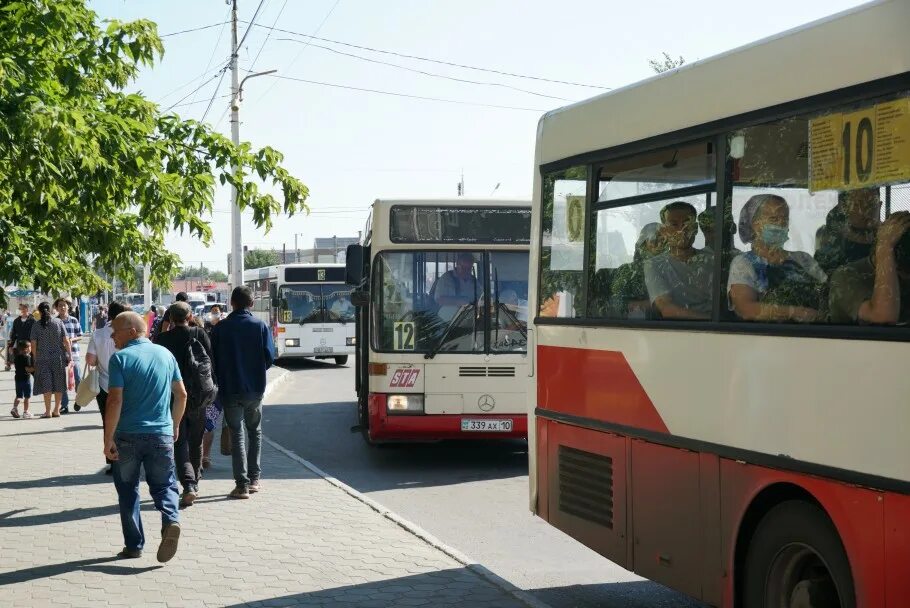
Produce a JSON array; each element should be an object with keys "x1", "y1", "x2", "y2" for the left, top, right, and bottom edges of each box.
[
  {"x1": 743, "y1": 500, "x2": 855, "y2": 608},
  {"x1": 334, "y1": 356, "x2": 348, "y2": 366}
]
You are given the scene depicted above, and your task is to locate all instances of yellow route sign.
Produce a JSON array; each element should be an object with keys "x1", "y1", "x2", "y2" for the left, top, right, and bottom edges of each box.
[{"x1": 809, "y1": 97, "x2": 910, "y2": 193}]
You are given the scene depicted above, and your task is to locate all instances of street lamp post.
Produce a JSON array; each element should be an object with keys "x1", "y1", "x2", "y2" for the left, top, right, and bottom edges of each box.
[{"x1": 227, "y1": 4, "x2": 277, "y2": 287}]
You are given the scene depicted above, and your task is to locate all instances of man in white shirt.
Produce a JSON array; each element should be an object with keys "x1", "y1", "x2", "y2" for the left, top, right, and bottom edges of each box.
[{"x1": 86, "y1": 300, "x2": 127, "y2": 474}]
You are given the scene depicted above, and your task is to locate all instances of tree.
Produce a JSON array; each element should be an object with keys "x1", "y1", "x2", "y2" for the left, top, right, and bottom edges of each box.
[
  {"x1": 0, "y1": 1, "x2": 309, "y2": 303},
  {"x1": 648, "y1": 52, "x2": 686, "y2": 74},
  {"x1": 245, "y1": 249, "x2": 279, "y2": 270}
]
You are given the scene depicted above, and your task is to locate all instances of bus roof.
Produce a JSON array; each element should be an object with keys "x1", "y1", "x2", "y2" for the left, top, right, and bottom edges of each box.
[
  {"x1": 243, "y1": 262, "x2": 345, "y2": 282},
  {"x1": 371, "y1": 198, "x2": 529, "y2": 208},
  {"x1": 536, "y1": 0, "x2": 910, "y2": 167}
]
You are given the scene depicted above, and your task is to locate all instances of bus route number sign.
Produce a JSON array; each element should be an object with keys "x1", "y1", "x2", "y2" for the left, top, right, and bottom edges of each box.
[
  {"x1": 809, "y1": 96, "x2": 910, "y2": 192},
  {"x1": 281, "y1": 310, "x2": 292, "y2": 323},
  {"x1": 393, "y1": 321, "x2": 416, "y2": 351}
]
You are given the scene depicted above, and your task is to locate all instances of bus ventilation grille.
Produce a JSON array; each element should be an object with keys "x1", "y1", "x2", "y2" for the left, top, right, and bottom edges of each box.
[
  {"x1": 459, "y1": 366, "x2": 516, "y2": 377},
  {"x1": 558, "y1": 445, "x2": 613, "y2": 529}
]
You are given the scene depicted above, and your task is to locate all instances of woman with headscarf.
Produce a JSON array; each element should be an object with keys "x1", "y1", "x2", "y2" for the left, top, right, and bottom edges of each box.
[
  {"x1": 29, "y1": 301, "x2": 71, "y2": 417},
  {"x1": 608, "y1": 222, "x2": 666, "y2": 319},
  {"x1": 728, "y1": 194, "x2": 827, "y2": 322}
]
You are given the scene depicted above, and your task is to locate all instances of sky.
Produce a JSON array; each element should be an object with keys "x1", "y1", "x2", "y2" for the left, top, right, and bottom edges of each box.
[{"x1": 92, "y1": 0, "x2": 869, "y2": 273}]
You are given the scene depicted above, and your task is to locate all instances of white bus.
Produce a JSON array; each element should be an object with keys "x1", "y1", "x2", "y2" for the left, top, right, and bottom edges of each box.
[
  {"x1": 244, "y1": 263, "x2": 355, "y2": 364},
  {"x1": 345, "y1": 199, "x2": 532, "y2": 444},
  {"x1": 528, "y1": 3, "x2": 910, "y2": 607}
]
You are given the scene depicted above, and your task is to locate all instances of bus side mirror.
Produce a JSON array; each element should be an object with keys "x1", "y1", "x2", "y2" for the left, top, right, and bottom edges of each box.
[
  {"x1": 351, "y1": 289, "x2": 370, "y2": 307},
  {"x1": 346, "y1": 244, "x2": 365, "y2": 285},
  {"x1": 270, "y1": 283, "x2": 278, "y2": 308}
]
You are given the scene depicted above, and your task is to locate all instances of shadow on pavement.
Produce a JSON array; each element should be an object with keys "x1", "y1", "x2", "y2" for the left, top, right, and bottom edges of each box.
[
  {"x1": 222, "y1": 567, "x2": 522, "y2": 608},
  {"x1": 81, "y1": 564, "x2": 163, "y2": 576},
  {"x1": 262, "y1": 399, "x2": 528, "y2": 493},
  {"x1": 0, "y1": 423, "x2": 100, "y2": 439},
  {"x1": 0, "y1": 556, "x2": 122, "y2": 586},
  {"x1": 530, "y1": 581, "x2": 708, "y2": 608},
  {"x1": 0, "y1": 471, "x2": 111, "y2": 491}
]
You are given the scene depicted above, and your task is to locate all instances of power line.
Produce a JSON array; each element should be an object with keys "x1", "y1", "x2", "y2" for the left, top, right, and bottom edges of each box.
[
  {"x1": 200, "y1": 66, "x2": 230, "y2": 122},
  {"x1": 156, "y1": 61, "x2": 230, "y2": 104},
  {"x1": 255, "y1": 0, "x2": 342, "y2": 103},
  {"x1": 160, "y1": 21, "x2": 231, "y2": 38},
  {"x1": 164, "y1": 72, "x2": 225, "y2": 112},
  {"x1": 237, "y1": 0, "x2": 268, "y2": 50},
  {"x1": 189, "y1": 6, "x2": 233, "y2": 108},
  {"x1": 273, "y1": 38, "x2": 572, "y2": 102},
  {"x1": 249, "y1": 0, "x2": 288, "y2": 73},
  {"x1": 268, "y1": 74, "x2": 548, "y2": 112},
  {"x1": 171, "y1": 94, "x2": 232, "y2": 110},
  {"x1": 246, "y1": 21, "x2": 610, "y2": 90}
]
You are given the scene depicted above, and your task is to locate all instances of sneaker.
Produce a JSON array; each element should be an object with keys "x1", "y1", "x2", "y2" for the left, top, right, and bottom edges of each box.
[
  {"x1": 157, "y1": 522, "x2": 181, "y2": 563},
  {"x1": 117, "y1": 548, "x2": 142, "y2": 559},
  {"x1": 229, "y1": 485, "x2": 250, "y2": 500},
  {"x1": 179, "y1": 486, "x2": 198, "y2": 507},
  {"x1": 21, "y1": 411, "x2": 34, "y2": 419},
  {"x1": 249, "y1": 479, "x2": 261, "y2": 493}
]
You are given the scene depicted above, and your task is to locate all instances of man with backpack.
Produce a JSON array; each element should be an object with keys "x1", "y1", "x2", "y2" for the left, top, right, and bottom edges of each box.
[{"x1": 154, "y1": 302, "x2": 217, "y2": 507}]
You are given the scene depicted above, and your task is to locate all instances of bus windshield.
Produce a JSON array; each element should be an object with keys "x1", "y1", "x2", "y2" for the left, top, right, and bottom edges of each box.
[
  {"x1": 279, "y1": 284, "x2": 354, "y2": 324},
  {"x1": 374, "y1": 251, "x2": 528, "y2": 354}
]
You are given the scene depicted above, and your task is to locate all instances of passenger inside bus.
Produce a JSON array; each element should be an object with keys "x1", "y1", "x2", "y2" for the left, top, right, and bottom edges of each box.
[
  {"x1": 608, "y1": 222, "x2": 663, "y2": 319},
  {"x1": 644, "y1": 202, "x2": 713, "y2": 320},
  {"x1": 828, "y1": 210, "x2": 910, "y2": 324},
  {"x1": 728, "y1": 194, "x2": 827, "y2": 322},
  {"x1": 432, "y1": 252, "x2": 479, "y2": 320},
  {"x1": 814, "y1": 188, "x2": 881, "y2": 274}
]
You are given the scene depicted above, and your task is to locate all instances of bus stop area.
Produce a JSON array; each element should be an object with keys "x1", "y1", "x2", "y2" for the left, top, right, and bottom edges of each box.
[{"x1": 0, "y1": 369, "x2": 530, "y2": 608}]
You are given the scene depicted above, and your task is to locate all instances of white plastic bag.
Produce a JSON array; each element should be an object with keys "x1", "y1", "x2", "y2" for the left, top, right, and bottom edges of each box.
[{"x1": 75, "y1": 362, "x2": 100, "y2": 407}]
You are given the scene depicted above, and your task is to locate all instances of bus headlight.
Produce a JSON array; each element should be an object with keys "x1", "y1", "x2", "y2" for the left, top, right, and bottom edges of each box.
[
  {"x1": 386, "y1": 394, "x2": 424, "y2": 414},
  {"x1": 285, "y1": 338, "x2": 300, "y2": 347},
  {"x1": 346, "y1": 337, "x2": 356, "y2": 346}
]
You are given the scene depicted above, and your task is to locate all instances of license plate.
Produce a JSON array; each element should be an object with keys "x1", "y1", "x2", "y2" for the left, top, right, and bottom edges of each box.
[
  {"x1": 313, "y1": 346, "x2": 334, "y2": 353},
  {"x1": 461, "y1": 419, "x2": 513, "y2": 432}
]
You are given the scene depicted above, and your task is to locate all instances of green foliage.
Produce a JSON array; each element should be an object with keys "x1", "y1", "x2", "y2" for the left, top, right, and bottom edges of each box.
[
  {"x1": 175, "y1": 265, "x2": 228, "y2": 283},
  {"x1": 648, "y1": 52, "x2": 686, "y2": 74},
  {"x1": 0, "y1": 0, "x2": 309, "y2": 304},
  {"x1": 244, "y1": 249, "x2": 279, "y2": 270}
]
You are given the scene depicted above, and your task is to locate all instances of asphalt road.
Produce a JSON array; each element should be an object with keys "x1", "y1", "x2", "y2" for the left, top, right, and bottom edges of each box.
[{"x1": 264, "y1": 359, "x2": 706, "y2": 608}]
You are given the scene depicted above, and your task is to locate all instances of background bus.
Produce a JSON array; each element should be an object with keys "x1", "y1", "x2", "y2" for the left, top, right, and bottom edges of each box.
[
  {"x1": 529, "y1": 3, "x2": 910, "y2": 608},
  {"x1": 245, "y1": 263, "x2": 355, "y2": 364},
  {"x1": 345, "y1": 198, "x2": 531, "y2": 444}
]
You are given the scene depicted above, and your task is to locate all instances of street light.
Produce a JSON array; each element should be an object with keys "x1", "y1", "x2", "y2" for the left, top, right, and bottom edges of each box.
[{"x1": 229, "y1": 68, "x2": 277, "y2": 288}]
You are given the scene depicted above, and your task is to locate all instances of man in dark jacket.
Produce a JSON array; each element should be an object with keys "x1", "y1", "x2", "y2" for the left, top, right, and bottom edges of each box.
[
  {"x1": 211, "y1": 286, "x2": 275, "y2": 499},
  {"x1": 155, "y1": 301, "x2": 213, "y2": 507},
  {"x1": 7, "y1": 304, "x2": 35, "y2": 372}
]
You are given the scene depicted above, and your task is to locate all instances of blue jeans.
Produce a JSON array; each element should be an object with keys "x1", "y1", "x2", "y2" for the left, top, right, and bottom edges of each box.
[
  {"x1": 223, "y1": 394, "x2": 263, "y2": 487},
  {"x1": 113, "y1": 433, "x2": 180, "y2": 551},
  {"x1": 61, "y1": 363, "x2": 81, "y2": 408}
]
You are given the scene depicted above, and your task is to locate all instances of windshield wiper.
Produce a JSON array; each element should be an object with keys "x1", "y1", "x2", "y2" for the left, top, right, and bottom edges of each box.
[
  {"x1": 424, "y1": 303, "x2": 475, "y2": 360},
  {"x1": 496, "y1": 303, "x2": 527, "y2": 339}
]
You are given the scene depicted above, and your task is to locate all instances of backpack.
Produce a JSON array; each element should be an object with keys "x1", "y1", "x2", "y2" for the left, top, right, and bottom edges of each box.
[{"x1": 184, "y1": 328, "x2": 218, "y2": 410}]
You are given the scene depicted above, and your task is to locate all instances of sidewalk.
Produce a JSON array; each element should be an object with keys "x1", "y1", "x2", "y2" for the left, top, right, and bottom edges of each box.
[{"x1": 0, "y1": 368, "x2": 528, "y2": 607}]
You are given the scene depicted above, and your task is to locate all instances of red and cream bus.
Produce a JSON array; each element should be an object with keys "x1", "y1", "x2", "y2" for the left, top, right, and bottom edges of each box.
[
  {"x1": 345, "y1": 198, "x2": 531, "y2": 444},
  {"x1": 529, "y1": 2, "x2": 910, "y2": 607}
]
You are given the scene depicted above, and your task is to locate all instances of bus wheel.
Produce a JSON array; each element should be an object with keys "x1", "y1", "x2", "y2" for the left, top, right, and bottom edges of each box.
[
  {"x1": 334, "y1": 356, "x2": 348, "y2": 366},
  {"x1": 743, "y1": 500, "x2": 855, "y2": 608}
]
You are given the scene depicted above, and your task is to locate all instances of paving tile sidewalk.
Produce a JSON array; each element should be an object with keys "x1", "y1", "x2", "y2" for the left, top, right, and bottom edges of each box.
[{"x1": 0, "y1": 369, "x2": 527, "y2": 607}]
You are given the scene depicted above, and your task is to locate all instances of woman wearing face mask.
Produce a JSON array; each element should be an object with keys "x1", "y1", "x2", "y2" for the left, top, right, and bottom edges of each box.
[{"x1": 728, "y1": 194, "x2": 827, "y2": 322}]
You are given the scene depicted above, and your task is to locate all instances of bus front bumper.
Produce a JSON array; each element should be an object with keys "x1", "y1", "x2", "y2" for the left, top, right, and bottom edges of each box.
[{"x1": 367, "y1": 394, "x2": 528, "y2": 442}]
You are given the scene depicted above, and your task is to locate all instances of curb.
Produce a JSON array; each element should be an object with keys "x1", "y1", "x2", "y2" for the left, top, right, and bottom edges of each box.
[{"x1": 260, "y1": 371, "x2": 551, "y2": 608}]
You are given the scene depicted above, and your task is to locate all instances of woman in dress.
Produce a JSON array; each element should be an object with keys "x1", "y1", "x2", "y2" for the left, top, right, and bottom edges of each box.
[
  {"x1": 29, "y1": 301, "x2": 71, "y2": 417},
  {"x1": 728, "y1": 194, "x2": 827, "y2": 322}
]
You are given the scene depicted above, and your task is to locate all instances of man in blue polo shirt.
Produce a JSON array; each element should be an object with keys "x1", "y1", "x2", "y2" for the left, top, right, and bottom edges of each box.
[
  {"x1": 103, "y1": 311, "x2": 187, "y2": 563},
  {"x1": 211, "y1": 286, "x2": 275, "y2": 499}
]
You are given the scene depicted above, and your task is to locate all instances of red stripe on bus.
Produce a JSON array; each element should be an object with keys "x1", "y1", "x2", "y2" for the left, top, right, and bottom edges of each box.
[{"x1": 537, "y1": 345, "x2": 669, "y2": 434}]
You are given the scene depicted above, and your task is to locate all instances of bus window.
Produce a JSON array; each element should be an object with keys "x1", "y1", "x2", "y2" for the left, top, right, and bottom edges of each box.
[
  {"x1": 597, "y1": 141, "x2": 714, "y2": 203},
  {"x1": 324, "y1": 287, "x2": 355, "y2": 323},
  {"x1": 279, "y1": 286, "x2": 321, "y2": 324},
  {"x1": 539, "y1": 166, "x2": 586, "y2": 318},
  {"x1": 489, "y1": 251, "x2": 529, "y2": 352},
  {"x1": 589, "y1": 196, "x2": 710, "y2": 320}
]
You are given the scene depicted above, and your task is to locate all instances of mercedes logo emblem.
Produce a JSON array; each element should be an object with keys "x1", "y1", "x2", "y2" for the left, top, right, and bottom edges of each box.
[{"x1": 478, "y1": 394, "x2": 495, "y2": 412}]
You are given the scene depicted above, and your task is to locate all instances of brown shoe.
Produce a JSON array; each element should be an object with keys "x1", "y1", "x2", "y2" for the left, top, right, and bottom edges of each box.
[
  {"x1": 229, "y1": 485, "x2": 250, "y2": 499},
  {"x1": 157, "y1": 522, "x2": 180, "y2": 563}
]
